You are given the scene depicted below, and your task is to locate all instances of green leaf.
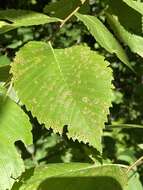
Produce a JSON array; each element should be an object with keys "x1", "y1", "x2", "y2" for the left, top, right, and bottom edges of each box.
[
  {"x1": 11, "y1": 41, "x2": 113, "y2": 152},
  {"x1": 43, "y1": 0, "x2": 89, "y2": 19},
  {"x1": 75, "y1": 13, "x2": 133, "y2": 71},
  {"x1": 0, "y1": 55, "x2": 10, "y2": 67},
  {"x1": 123, "y1": 0, "x2": 143, "y2": 16},
  {"x1": 117, "y1": 150, "x2": 136, "y2": 164},
  {"x1": 108, "y1": 0, "x2": 142, "y2": 35},
  {"x1": 14, "y1": 163, "x2": 128, "y2": 190},
  {"x1": 0, "y1": 9, "x2": 61, "y2": 34},
  {"x1": 126, "y1": 171, "x2": 143, "y2": 190},
  {"x1": 0, "y1": 55, "x2": 11, "y2": 82},
  {"x1": 0, "y1": 97, "x2": 32, "y2": 190},
  {"x1": 106, "y1": 13, "x2": 143, "y2": 58}
]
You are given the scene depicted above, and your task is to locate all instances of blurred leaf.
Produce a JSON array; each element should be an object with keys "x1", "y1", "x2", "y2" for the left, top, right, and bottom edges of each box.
[
  {"x1": 0, "y1": 55, "x2": 10, "y2": 67},
  {"x1": 118, "y1": 150, "x2": 136, "y2": 164},
  {"x1": 123, "y1": 0, "x2": 143, "y2": 16},
  {"x1": 138, "y1": 144, "x2": 143, "y2": 149},
  {"x1": 44, "y1": 0, "x2": 89, "y2": 19},
  {"x1": 0, "y1": 9, "x2": 61, "y2": 34},
  {"x1": 112, "y1": 90, "x2": 123, "y2": 104}
]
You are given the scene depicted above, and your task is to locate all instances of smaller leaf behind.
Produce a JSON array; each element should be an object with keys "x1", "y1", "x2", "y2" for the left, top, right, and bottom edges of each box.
[
  {"x1": 108, "y1": 0, "x2": 142, "y2": 35},
  {"x1": 43, "y1": 0, "x2": 89, "y2": 19},
  {"x1": 0, "y1": 9, "x2": 61, "y2": 34},
  {"x1": 123, "y1": 0, "x2": 143, "y2": 16},
  {"x1": 75, "y1": 13, "x2": 133, "y2": 71},
  {"x1": 106, "y1": 13, "x2": 143, "y2": 58},
  {"x1": 106, "y1": 0, "x2": 143, "y2": 59}
]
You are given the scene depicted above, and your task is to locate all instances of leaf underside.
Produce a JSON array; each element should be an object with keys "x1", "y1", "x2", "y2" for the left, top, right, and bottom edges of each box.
[{"x1": 11, "y1": 41, "x2": 113, "y2": 152}]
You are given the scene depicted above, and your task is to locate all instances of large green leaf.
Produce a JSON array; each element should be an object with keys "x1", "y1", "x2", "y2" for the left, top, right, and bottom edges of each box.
[
  {"x1": 75, "y1": 13, "x2": 133, "y2": 71},
  {"x1": 11, "y1": 41, "x2": 113, "y2": 151},
  {"x1": 0, "y1": 96, "x2": 32, "y2": 190},
  {"x1": 106, "y1": 13, "x2": 143, "y2": 58},
  {"x1": 13, "y1": 163, "x2": 128, "y2": 190},
  {"x1": 123, "y1": 0, "x2": 143, "y2": 16},
  {"x1": 43, "y1": 0, "x2": 89, "y2": 19},
  {"x1": 0, "y1": 9, "x2": 61, "y2": 34}
]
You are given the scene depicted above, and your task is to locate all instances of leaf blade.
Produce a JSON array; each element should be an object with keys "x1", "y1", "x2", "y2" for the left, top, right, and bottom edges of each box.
[
  {"x1": 0, "y1": 9, "x2": 61, "y2": 34},
  {"x1": 123, "y1": 0, "x2": 143, "y2": 16},
  {"x1": 106, "y1": 13, "x2": 143, "y2": 58},
  {"x1": 43, "y1": 0, "x2": 89, "y2": 19},
  {"x1": 0, "y1": 97, "x2": 32, "y2": 190},
  {"x1": 75, "y1": 13, "x2": 133, "y2": 71},
  {"x1": 11, "y1": 41, "x2": 113, "y2": 151}
]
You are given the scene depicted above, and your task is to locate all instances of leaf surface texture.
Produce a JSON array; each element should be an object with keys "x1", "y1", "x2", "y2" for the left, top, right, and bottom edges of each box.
[{"x1": 11, "y1": 41, "x2": 113, "y2": 151}]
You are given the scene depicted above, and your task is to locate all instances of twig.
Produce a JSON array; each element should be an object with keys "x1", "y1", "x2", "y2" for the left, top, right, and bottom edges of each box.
[
  {"x1": 47, "y1": 0, "x2": 87, "y2": 42},
  {"x1": 60, "y1": 0, "x2": 87, "y2": 28},
  {"x1": 126, "y1": 156, "x2": 143, "y2": 173}
]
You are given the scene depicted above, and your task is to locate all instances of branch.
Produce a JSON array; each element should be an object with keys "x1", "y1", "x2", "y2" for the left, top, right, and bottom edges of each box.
[
  {"x1": 126, "y1": 156, "x2": 143, "y2": 173},
  {"x1": 47, "y1": 0, "x2": 87, "y2": 42},
  {"x1": 60, "y1": 0, "x2": 87, "y2": 28}
]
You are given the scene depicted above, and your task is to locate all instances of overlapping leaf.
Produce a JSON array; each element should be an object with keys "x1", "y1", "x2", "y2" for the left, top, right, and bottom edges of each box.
[
  {"x1": 0, "y1": 9, "x2": 61, "y2": 34},
  {"x1": 126, "y1": 171, "x2": 143, "y2": 190},
  {"x1": 11, "y1": 41, "x2": 113, "y2": 152},
  {"x1": 108, "y1": 0, "x2": 142, "y2": 35},
  {"x1": 13, "y1": 163, "x2": 128, "y2": 190},
  {"x1": 107, "y1": 0, "x2": 143, "y2": 58},
  {"x1": 123, "y1": 0, "x2": 143, "y2": 16},
  {"x1": 75, "y1": 13, "x2": 132, "y2": 71},
  {"x1": 106, "y1": 14, "x2": 143, "y2": 58},
  {"x1": 43, "y1": 0, "x2": 89, "y2": 19},
  {"x1": 0, "y1": 96, "x2": 32, "y2": 190}
]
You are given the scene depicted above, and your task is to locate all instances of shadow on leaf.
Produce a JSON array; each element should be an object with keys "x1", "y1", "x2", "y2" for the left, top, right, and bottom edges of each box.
[{"x1": 38, "y1": 176, "x2": 123, "y2": 190}]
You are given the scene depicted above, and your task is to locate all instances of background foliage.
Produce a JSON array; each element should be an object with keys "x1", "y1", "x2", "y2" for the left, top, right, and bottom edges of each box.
[{"x1": 0, "y1": 0, "x2": 143, "y2": 189}]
